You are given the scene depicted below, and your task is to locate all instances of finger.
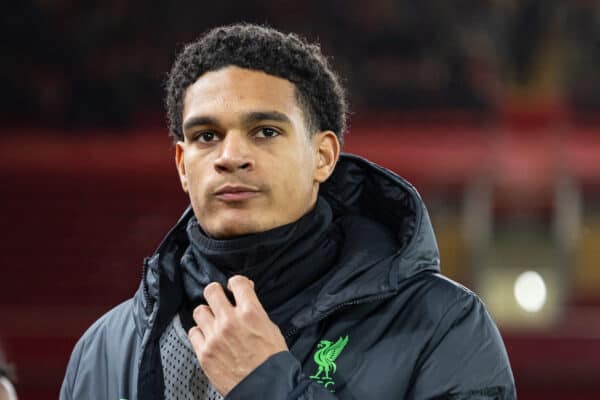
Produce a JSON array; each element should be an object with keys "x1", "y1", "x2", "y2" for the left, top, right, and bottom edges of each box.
[
  {"x1": 188, "y1": 326, "x2": 205, "y2": 350},
  {"x1": 227, "y1": 275, "x2": 261, "y2": 310},
  {"x1": 192, "y1": 304, "x2": 215, "y2": 336},
  {"x1": 204, "y1": 282, "x2": 233, "y2": 318}
]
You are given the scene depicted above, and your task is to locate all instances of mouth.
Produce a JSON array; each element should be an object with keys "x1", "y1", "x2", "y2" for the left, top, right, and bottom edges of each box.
[{"x1": 214, "y1": 184, "x2": 261, "y2": 202}]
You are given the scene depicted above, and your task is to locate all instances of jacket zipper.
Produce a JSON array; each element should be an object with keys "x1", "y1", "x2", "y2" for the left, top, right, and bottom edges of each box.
[
  {"x1": 141, "y1": 257, "x2": 153, "y2": 314},
  {"x1": 283, "y1": 291, "x2": 396, "y2": 339}
]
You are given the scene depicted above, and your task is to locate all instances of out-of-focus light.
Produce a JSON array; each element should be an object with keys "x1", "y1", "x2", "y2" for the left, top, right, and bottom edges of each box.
[{"x1": 514, "y1": 271, "x2": 547, "y2": 312}]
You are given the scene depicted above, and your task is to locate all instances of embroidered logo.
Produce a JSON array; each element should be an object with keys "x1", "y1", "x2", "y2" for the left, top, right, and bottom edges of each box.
[{"x1": 309, "y1": 335, "x2": 349, "y2": 392}]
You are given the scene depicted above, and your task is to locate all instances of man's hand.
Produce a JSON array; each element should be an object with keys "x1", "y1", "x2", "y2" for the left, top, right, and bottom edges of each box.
[{"x1": 188, "y1": 275, "x2": 289, "y2": 396}]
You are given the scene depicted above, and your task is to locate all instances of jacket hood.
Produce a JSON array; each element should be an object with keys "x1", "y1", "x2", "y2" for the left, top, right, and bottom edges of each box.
[
  {"x1": 136, "y1": 153, "x2": 440, "y2": 332},
  {"x1": 287, "y1": 153, "x2": 441, "y2": 328},
  {"x1": 321, "y1": 153, "x2": 440, "y2": 279}
]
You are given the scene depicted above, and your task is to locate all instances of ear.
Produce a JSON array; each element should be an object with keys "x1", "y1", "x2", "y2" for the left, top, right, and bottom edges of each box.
[
  {"x1": 175, "y1": 141, "x2": 189, "y2": 193},
  {"x1": 313, "y1": 131, "x2": 340, "y2": 183}
]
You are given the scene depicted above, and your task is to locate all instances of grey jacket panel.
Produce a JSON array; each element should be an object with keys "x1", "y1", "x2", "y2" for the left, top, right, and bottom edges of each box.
[{"x1": 60, "y1": 300, "x2": 144, "y2": 400}]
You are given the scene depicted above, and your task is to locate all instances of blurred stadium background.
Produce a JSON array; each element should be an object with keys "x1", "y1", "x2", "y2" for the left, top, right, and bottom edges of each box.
[{"x1": 1, "y1": 1, "x2": 600, "y2": 399}]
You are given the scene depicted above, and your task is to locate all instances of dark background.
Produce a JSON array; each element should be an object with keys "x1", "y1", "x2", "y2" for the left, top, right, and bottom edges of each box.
[{"x1": 1, "y1": 1, "x2": 600, "y2": 399}]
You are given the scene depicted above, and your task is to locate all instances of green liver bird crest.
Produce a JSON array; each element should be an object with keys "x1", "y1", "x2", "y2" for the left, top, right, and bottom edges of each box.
[{"x1": 309, "y1": 335, "x2": 349, "y2": 381}]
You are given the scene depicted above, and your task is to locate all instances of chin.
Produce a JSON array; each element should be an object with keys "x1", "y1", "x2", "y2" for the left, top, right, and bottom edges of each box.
[{"x1": 206, "y1": 216, "x2": 267, "y2": 239}]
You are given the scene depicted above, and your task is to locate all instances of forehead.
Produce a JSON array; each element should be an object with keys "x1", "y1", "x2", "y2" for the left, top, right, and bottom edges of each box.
[{"x1": 182, "y1": 66, "x2": 302, "y2": 123}]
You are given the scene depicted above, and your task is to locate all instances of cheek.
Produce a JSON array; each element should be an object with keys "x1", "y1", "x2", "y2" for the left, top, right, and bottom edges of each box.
[
  {"x1": 184, "y1": 152, "x2": 212, "y2": 188},
  {"x1": 184, "y1": 159, "x2": 213, "y2": 209},
  {"x1": 273, "y1": 160, "x2": 314, "y2": 205}
]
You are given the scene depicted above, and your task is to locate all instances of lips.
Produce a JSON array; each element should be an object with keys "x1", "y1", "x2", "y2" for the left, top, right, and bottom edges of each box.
[{"x1": 214, "y1": 184, "x2": 261, "y2": 201}]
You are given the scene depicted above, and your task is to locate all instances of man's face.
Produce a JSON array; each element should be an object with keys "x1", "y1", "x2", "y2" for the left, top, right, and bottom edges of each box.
[{"x1": 175, "y1": 66, "x2": 338, "y2": 239}]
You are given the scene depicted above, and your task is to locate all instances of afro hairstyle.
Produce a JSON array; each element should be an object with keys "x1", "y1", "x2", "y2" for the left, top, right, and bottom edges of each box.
[{"x1": 165, "y1": 23, "x2": 348, "y2": 144}]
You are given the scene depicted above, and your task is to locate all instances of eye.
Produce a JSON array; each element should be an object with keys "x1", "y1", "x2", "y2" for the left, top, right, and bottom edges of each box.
[
  {"x1": 195, "y1": 131, "x2": 219, "y2": 143},
  {"x1": 255, "y1": 127, "x2": 280, "y2": 139}
]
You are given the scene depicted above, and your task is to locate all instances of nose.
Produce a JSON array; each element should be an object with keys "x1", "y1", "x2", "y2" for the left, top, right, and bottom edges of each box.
[{"x1": 213, "y1": 133, "x2": 254, "y2": 173}]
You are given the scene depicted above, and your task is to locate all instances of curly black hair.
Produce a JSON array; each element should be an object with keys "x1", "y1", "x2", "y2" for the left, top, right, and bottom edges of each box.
[{"x1": 165, "y1": 23, "x2": 348, "y2": 144}]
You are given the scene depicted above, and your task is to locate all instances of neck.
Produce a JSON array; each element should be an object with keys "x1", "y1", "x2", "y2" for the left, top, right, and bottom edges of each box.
[{"x1": 180, "y1": 196, "x2": 342, "y2": 324}]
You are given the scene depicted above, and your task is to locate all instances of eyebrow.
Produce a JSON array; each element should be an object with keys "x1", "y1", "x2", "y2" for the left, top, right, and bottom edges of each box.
[
  {"x1": 182, "y1": 110, "x2": 292, "y2": 133},
  {"x1": 182, "y1": 116, "x2": 219, "y2": 133},
  {"x1": 241, "y1": 111, "x2": 292, "y2": 126}
]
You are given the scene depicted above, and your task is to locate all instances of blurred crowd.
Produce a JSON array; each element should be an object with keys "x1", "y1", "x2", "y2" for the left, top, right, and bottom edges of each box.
[{"x1": 3, "y1": 0, "x2": 600, "y2": 129}]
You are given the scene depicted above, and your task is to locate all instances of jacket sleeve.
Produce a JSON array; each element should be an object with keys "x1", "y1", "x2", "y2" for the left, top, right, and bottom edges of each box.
[
  {"x1": 408, "y1": 290, "x2": 516, "y2": 400},
  {"x1": 59, "y1": 300, "x2": 137, "y2": 400},
  {"x1": 225, "y1": 351, "x2": 339, "y2": 400}
]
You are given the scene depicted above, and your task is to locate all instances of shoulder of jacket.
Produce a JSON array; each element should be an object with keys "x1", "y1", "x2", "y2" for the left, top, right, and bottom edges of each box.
[
  {"x1": 428, "y1": 272, "x2": 477, "y2": 298},
  {"x1": 416, "y1": 273, "x2": 496, "y2": 340},
  {"x1": 399, "y1": 271, "x2": 485, "y2": 320},
  {"x1": 399, "y1": 272, "x2": 500, "y2": 353},
  {"x1": 61, "y1": 299, "x2": 141, "y2": 399},
  {"x1": 75, "y1": 299, "x2": 137, "y2": 350}
]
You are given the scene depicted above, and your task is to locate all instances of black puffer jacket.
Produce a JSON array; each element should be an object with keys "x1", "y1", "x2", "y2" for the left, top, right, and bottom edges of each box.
[{"x1": 60, "y1": 154, "x2": 516, "y2": 400}]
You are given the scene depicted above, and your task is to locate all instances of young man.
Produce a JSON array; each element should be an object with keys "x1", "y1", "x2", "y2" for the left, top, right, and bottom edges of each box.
[{"x1": 61, "y1": 24, "x2": 515, "y2": 399}]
